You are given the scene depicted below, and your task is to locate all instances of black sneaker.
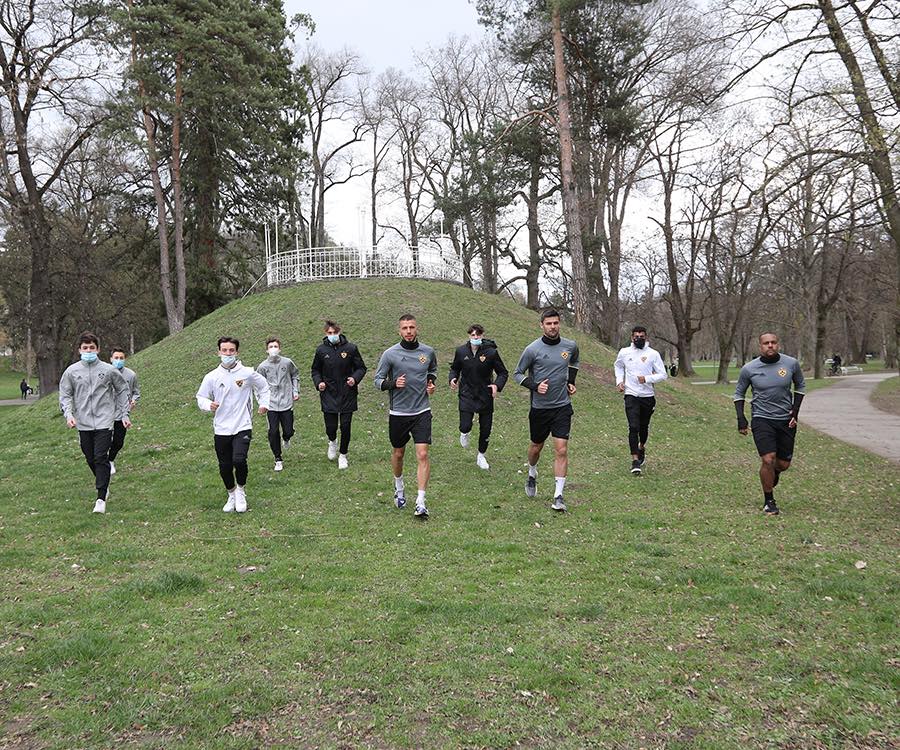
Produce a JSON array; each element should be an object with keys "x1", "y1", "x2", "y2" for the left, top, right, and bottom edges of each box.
[
  {"x1": 394, "y1": 491, "x2": 406, "y2": 509},
  {"x1": 764, "y1": 500, "x2": 780, "y2": 515},
  {"x1": 414, "y1": 504, "x2": 429, "y2": 519},
  {"x1": 525, "y1": 475, "x2": 537, "y2": 497},
  {"x1": 630, "y1": 460, "x2": 642, "y2": 476},
  {"x1": 637, "y1": 448, "x2": 645, "y2": 466}
]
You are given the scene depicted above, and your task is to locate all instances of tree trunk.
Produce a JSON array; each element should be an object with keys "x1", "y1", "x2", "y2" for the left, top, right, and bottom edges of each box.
[{"x1": 550, "y1": 3, "x2": 589, "y2": 330}]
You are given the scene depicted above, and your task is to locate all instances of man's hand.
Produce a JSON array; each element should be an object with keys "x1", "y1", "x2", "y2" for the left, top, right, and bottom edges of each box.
[
  {"x1": 450, "y1": 378, "x2": 458, "y2": 391},
  {"x1": 293, "y1": 394, "x2": 300, "y2": 401},
  {"x1": 567, "y1": 383, "x2": 577, "y2": 395},
  {"x1": 258, "y1": 406, "x2": 268, "y2": 415},
  {"x1": 66, "y1": 417, "x2": 77, "y2": 428},
  {"x1": 426, "y1": 380, "x2": 436, "y2": 396},
  {"x1": 616, "y1": 382, "x2": 625, "y2": 393},
  {"x1": 318, "y1": 382, "x2": 326, "y2": 392},
  {"x1": 788, "y1": 416, "x2": 797, "y2": 428},
  {"x1": 489, "y1": 384, "x2": 498, "y2": 398},
  {"x1": 537, "y1": 379, "x2": 549, "y2": 394},
  {"x1": 123, "y1": 417, "x2": 132, "y2": 429},
  {"x1": 737, "y1": 415, "x2": 749, "y2": 435},
  {"x1": 739, "y1": 426, "x2": 749, "y2": 435},
  {"x1": 210, "y1": 401, "x2": 220, "y2": 412},
  {"x1": 130, "y1": 400, "x2": 137, "y2": 409},
  {"x1": 346, "y1": 377, "x2": 356, "y2": 387},
  {"x1": 637, "y1": 375, "x2": 646, "y2": 384},
  {"x1": 396, "y1": 373, "x2": 407, "y2": 389}
]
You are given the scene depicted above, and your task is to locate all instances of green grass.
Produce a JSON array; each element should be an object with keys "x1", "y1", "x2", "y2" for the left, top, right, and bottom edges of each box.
[
  {"x1": 870, "y1": 373, "x2": 900, "y2": 417},
  {"x1": 0, "y1": 280, "x2": 897, "y2": 749},
  {"x1": 0, "y1": 356, "x2": 31, "y2": 400}
]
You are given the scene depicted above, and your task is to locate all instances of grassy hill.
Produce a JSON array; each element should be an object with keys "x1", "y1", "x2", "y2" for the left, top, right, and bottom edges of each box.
[{"x1": 0, "y1": 280, "x2": 897, "y2": 749}]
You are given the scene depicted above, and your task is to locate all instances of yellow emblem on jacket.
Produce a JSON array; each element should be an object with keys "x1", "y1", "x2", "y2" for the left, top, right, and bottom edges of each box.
[
  {"x1": 419, "y1": 354, "x2": 427, "y2": 364},
  {"x1": 236, "y1": 379, "x2": 244, "y2": 387},
  {"x1": 561, "y1": 351, "x2": 569, "y2": 360},
  {"x1": 479, "y1": 355, "x2": 486, "y2": 362},
  {"x1": 778, "y1": 368, "x2": 787, "y2": 377},
  {"x1": 341, "y1": 352, "x2": 348, "y2": 358}
]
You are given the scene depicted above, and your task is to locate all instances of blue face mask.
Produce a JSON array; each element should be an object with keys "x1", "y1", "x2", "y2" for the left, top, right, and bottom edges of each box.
[
  {"x1": 327, "y1": 334, "x2": 340, "y2": 344},
  {"x1": 470, "y1": 338, "x2": 482, "y2": 347},
  {"x1": 113, "y1": 359, "x2": 125, "y2": 369},
  {"x1": 80, "y1": 352, "x2": 98, "y2": 363},
  {"x1": 220, "y1": 354, "x2": 237, "y2": 366}
]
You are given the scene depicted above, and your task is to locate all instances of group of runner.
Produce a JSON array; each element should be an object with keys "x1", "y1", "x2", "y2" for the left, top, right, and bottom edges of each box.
[{"x1": 58, "y1": 310, "x2": 804, "y2": 518}]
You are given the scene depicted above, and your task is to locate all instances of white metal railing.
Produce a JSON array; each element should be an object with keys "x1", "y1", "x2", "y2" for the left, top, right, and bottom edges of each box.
[{"x1": 265, "y1": 240, "x2": 464, "y2": 288}]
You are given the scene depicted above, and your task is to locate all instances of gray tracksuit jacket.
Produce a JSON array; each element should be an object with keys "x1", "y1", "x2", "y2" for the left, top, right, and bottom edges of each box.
[
  {"x1": 59, "y1": 360, "x2": 131, "y2": 431},
  {"x1": 256, "y1": 356, "x2": 300, "y2": 411},
  {"x1": 119, "y1": 366, "x2": 140, "y2": 412},
  {"x1": 373, "y1": 341, "x2": 438, "y2": 415},
  {"x1": 514, "y1": 336, "x2": 580, "y2": 409}
]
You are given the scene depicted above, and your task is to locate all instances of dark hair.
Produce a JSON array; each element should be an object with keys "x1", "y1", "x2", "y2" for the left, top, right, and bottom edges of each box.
[
  {"x1": 540, "y1": 308, "x2": 560, "y2": 322},
  {"x1": 217, "y1": 336, "x2": 240, "y2": 351},
  {"x1": 467, "y1": 324, "x2": 484, "y2": 335},
  {"x1": 110, "y1": 347, "x2": 127, "y2": 356},
  {"x1": 266, "y1": 337, "x2": 280, "y2": 346},
  {"x1": 324, "y1": 320, "x2": 341, "y2": 333},
  {"x1": 78, "y1": 331, "x2": 99, "y2": 347},
  {"x1": 399, "y1": 313, "x2": 416, "y2": 323},
  {"x1": 632, "y1": 326, "x2": 647, "y2": 335},
  {"x1": 758, "y1": 332, "x2": 779, "y2": 343}
]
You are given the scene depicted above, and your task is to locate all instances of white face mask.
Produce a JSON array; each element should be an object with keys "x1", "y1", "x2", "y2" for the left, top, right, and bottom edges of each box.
[{"x1": 267, "y1": 347, "x2": 280, "y2": 357}]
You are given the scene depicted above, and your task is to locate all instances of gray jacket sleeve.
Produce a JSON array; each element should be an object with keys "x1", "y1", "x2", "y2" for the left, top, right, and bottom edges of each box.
[
  {"x1": 792, "y1": 360, "x2": 806, "y2": 394},
  {"x1": 733, "y1": 366, "x2": 751, "y2": 401},
  {"x1": 514, "y1": 347, "x2": 534, "y2": 386},
  {"x1": 373, "y1": 350, "x2": 393, "y2": 390},
  {"x1": 290, "y1": 360, "x2": 300, "y2": 397},
  {"x1": 59, "y1": 369, "x2": 74, "y2": 420},
  {"x1": 131, "y1": 371, "x2": 141, "y2": 404},
  {"x1": 113, "y1": 369, "x2": 131, "y2": 421}
]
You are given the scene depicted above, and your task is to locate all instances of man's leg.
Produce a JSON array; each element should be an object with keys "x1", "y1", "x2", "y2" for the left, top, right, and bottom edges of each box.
[
  {"x1": 282, "y1": 409, "x2": 295, "y2": 443},
  {"x1": 477, "y1": 409, "x2": 493, "y2": 455},
  {"x1": 79, "y1": 430, "x2": 98, "y2": 479},
  {"x1": 338, "y1": 412, "x2": 352, "y2": 456},
  {"x1": 624, "y1": 396, "x2": 641, "y2": 460},
  {"x1": 638, "y1": 398, "x2": 655, "y2": 463},
  {"x1": 92, "y1": 429, "x2": 113, "y2": 501},
  {"x1": 459, "y1": 410, "x2": 474, "y2": 448},
  {"x1": 214, "y1": 434, "x2": 236, "y2": 490},
  {"x1": 415, "y1": 443, "x2": 430, "y2": 493},
  {"x1": 267, "y1": 410, "x2": 282, "y2": 461},
  {"x1": 552, "y1": 437, "x2": 569, "y2": 507},
  {"x1": 759, "y1": 451, "x2": 777, "y2": 492},
  {"x1": 324, "y1": 412, "x2": 339, "y2": 459},
  {"x1": 109, "y1": 420, "x2": 126, "y2": 462},
  {"x1": 233, "y1": 431, "x2": 251, "y2": 487}
]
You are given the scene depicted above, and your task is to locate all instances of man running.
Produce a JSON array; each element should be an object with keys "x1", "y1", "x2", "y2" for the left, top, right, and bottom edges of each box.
[
  {"x1": 310, "y1": 320, "x2": 367, "y2": 470},
  {"x1": 449, "y1": 324, "x2": 508, "y2": 470},
  {"x1": 614, "y1": 325, "x2": 667, "y2": 476},
  {"x1": 734, "y1": 332, "x2": 805, "y2": 516},
  {"x1": 514, "y1": 308, "x2": 579, "y2": 512},
  {"x1": 108, "y1": 347, "x2": 140, "y2": 477},
  {"x1": 59, "y1": 332, "x2": 131, "y2": 514},
  {"x1": 197, "y1": 336, "x2": 270, "y2": 513},
  {"x1": 373, "y1": 314, "x2": 437, "y2": 518},
  {"x1": 256, "y1": 337, "x2": 299, "y2": 473}
]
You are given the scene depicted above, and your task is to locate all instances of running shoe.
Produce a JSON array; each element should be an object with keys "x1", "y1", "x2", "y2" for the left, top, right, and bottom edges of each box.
[
  {"x1": 223, "y1": 492, "x2": 236, "y2": 513},
  {"x1": 235, "y1": 486, "x2": 248, "y2": 513},
  {"x1": 551, "y1": 496, "x2": 567, "y2": 512},
  {"x1": 395, "y1": 491, "x2": 406, "y2": 509},
  {"x1": 525, "y1": 475, "x2": 537, "y2": 497},
  {"x1": 338, "y1": 454, "x2": 348, "y2": 470},
  {"x1": 414, "y1": 504, "x2": 429, "y2": 519},
  {"x1": 631, "y1": 460, "x2": 642, "y2": 476},
  {"x1": 274, "y1": 460, "x2": 284, "y2": 472},
  {"x1": 327, "y1": 441, "x2": 338, "y2": 461},
  {"x1": 92, "y1": 498, "x2": 106, "y2": 514},
  {"x1": 764, "y1": 500, "x2": 780, "y2": 515},
  {"x1": 476, "y1": 453, "x2": 490, "y2": 470},
  {"x1": 459, "y1": 432, "x2": 470, "y2": 448}
]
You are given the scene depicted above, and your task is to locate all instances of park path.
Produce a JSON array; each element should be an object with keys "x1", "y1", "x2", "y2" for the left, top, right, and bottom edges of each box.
[
  {"x1": 802, "y1": 372, "x2": 900, "y2": 464},
  {"x1": 0, "y1": 394, "x2": 38, "y2": 406}
]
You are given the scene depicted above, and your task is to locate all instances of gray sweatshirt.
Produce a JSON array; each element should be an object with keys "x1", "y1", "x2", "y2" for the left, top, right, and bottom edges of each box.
[
  {"x1": 59, "y1": 360, "x2": 131, "y2": 431},
  {"x1": 373, "y1": 341, "x2": 438, "y2": 415},
  {"x1": 119, "y1": 366, "x2": 140, "y2": 411},
  {"x1": 734, "y1": 354, "x2": 805, "y2": 420},
  {"x1": 514, "y1": 336, "x2": 580, "y2": 409},
  {"x1": 256, "y1": 356, "x2": 300, "y2": 411}
]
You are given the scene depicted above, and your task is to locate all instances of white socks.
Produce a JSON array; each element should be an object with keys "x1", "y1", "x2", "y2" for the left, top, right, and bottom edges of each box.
[
  {"x1": 394, "y1": 476, "x2": 405, "y2": 493},
  {"x1": 528, "y1": 464, "x2": 538, "y2": 479},
  {"x1": 416, "y1": 490, "x2": 426, "y2": 507},
  {"x1": 555, "y1": 476, "x2": 566, "y2": 496}
]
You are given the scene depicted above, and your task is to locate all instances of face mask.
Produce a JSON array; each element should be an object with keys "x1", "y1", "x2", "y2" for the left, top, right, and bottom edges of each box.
[
  {"x1": 327, "y1": 334, "x2": 340, "y2": 344},
  {"x1": 267, "y1": 347, "x2": 280, "y2": 358},
  {"x1": 113, "y1": 359, "x2": 125, "y2": 369},
  {"x1": 633, "y1": 338, "x2": 646, "y2": 349},
  {"x1": 220, "y1": 354, "x2": 237, "y2": 366},
  {"x1": 470, "y1": 338, "x2": 482, "y2": 347},
  {"x1": 80, "y1": 352, "x2": 98, "y2": 363}
]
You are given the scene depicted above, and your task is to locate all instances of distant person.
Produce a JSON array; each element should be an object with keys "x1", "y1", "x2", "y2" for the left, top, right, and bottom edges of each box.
[
  {"x1": 256, "y1": 337, "x2": 300, "y2": 473},
  {"x1": 310, "y1": 321, "x2": 367, "y2": 470},
  {"x1": 614, "y1": 326, "x2": 667, "y2": 475},
  {"x1": 19, "y1": 378, "x2": 29, "y2": 399},
  {"x1": 514, "y1": 308, "x2": 580, "y2": 512},
  {"x1": 448, "y1": 324, "x2": 508, "y2": 470},
  {"x1": 196, "y1": 336, "x2": 270, "y2": 513},
  {"x1": 373, "y1": 314, "x2": 437, "y2": 518},
  {"x1": 107, "y1": 348, "x2": 140, "y2": 476},
  {"x1": 59, "y1": 332, "x2": 131, "y2": 514},
  {"x1": 734, "y1": 332, "x2": 805, "y2": 516}
]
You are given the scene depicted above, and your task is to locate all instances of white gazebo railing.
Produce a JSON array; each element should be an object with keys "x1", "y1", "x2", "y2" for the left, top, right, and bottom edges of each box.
[{"x1": 264, "y1": 240, "x2": 464, "y2": 287}]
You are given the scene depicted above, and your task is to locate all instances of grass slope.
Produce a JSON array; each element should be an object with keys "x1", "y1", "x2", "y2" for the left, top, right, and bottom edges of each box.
[
  {"x1": 870, "y1": 374, "x2": 900, "y2": 417},
  {"x1": 0, "y1": 280, "x2": 897, "y2": 750}
]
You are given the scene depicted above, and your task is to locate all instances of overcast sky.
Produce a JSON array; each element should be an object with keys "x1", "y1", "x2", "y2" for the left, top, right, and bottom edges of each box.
[{"x1": 285, "y1": 0, "x2": 487, "y2": 72}]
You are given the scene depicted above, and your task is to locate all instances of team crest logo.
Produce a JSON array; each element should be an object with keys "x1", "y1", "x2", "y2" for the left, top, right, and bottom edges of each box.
[
  {"x1": 778, "y1": 368, "x2": 787, "y2": 378},
  {"x1": 479, "y1": 355, "x2": 486, "y2": 362},
  {"x1": 419, "y1": 354, "x2": 427, "y2": 364},
  {"x1": 561, "y1": 351, "x2": 569, "y2": 360},
  {"x1": 236, "y1": 379, "x2": 244, "y2": 387},
  {"x1": 641, "y1": 356, "x2": 647, "y2": 363},
  {"x1": 341, "y1": 352, "x2": 348, "y2": 359}
]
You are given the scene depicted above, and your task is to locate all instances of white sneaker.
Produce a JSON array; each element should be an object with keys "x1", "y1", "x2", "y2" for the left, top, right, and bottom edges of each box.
[
  {"x1": 109, "y1": 461, "x2": 116, "y2": 476},
  {"x1": 459, "y1": 432, "x2": 470, "y2": 448},
  {"x1": 327, "y1": 441, "x2": 338, "y2": 460},
  {"x1": 338, "y1": 454, "x2": 348, "y2": 470},
  {"x1": 476, "y1": 453, "x2": 490, "y2": 470},
  {"x1": 234, "y1": 486, "x2": 247, "y2": 513},
  {"x1": 223, "y1": 491, "x2": 236, "y2": 513},
  {"x1": 274, "y1": 460, "x2": 284, "y2": 472},
  {"x1": 93, "y1": 498, "x2": 106, "y2": 514}
]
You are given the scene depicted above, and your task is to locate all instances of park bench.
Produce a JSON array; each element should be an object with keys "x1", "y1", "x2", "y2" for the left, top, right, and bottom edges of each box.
[{"x1": 840, "y1": 365, "x2": 863, "y2": 375}]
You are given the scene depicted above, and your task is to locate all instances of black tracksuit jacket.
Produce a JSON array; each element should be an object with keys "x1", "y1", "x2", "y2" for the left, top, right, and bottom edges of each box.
[
  {"x1": 310, "y1": 335, "x2": 367, "y2": 413},
  {"x1": 448, "y1": 339, "x2": 509, "y2": 412}
]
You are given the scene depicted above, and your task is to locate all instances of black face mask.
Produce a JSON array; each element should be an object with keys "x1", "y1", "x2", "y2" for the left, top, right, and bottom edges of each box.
[
  {"x1": 633, "y1": 338, "x2": 646, "y2": 349},
  {"x1": 760, "y1": 352, "x2": 780, "y2": 364}
]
